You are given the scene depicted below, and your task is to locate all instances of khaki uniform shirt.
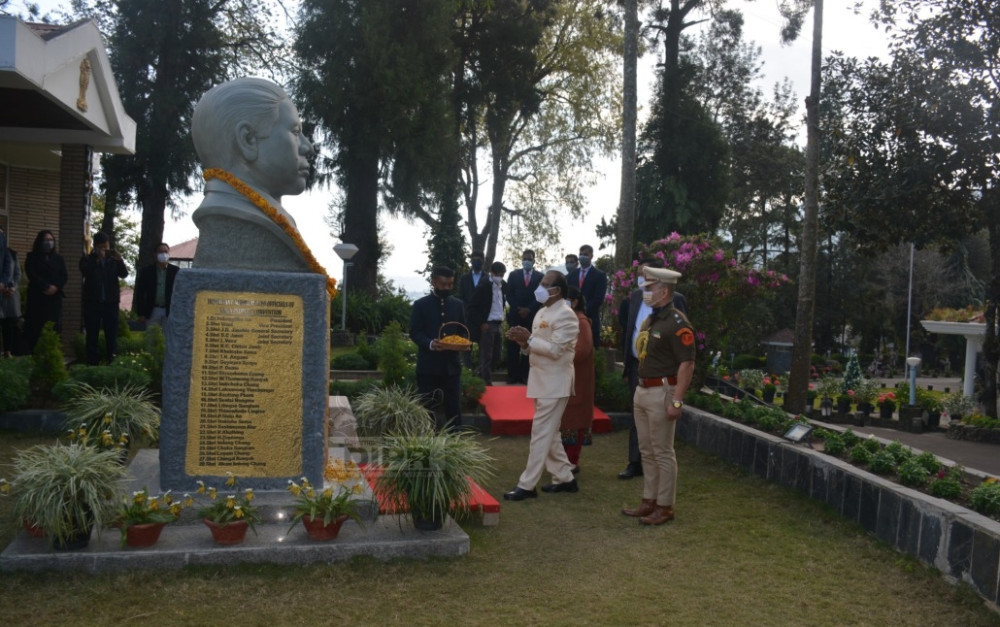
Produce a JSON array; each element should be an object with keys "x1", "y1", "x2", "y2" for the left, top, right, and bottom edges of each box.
[{"x1": 636, "y1": 304, "x2": 696, "y2": 378}]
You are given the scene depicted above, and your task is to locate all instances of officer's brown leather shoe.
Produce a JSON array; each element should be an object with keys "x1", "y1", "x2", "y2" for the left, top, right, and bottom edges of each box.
[
  {"x1": 640, "y1": 505, "x2": 675, "y2": 525},
  {"x1": 622, "y1": 498, "x2": 656, "y2": 517}
]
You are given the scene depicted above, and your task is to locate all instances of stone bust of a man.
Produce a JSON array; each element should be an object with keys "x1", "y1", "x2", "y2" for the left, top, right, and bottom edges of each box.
[{"x1": 191, "y1": 77, "x2": 316, "y2": 273}]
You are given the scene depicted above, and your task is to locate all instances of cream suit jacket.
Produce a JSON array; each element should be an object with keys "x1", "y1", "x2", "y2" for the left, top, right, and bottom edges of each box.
[{"x1": 525, "y1": 298, "x2": 579, "y2": 399}]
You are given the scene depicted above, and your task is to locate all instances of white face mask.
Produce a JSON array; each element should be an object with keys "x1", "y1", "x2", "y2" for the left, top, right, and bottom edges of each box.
[
  {"x1": 534, "y1": 284, "x2": 553, "y2": 304},
  {"x1": 637, "y1": 276, "x2": 646, "y2": 288},
  {"x1": 491, "y1": 275, "x2": 502, "y2": 285},
  {"x1": 156, "y1": 253, "x2": 170, "y2": 264}
]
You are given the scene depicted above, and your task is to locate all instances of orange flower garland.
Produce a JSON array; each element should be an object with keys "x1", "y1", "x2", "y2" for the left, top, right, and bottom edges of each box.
[{"x1": 203, "y1": 168, "x2": 338, "y2": 298}]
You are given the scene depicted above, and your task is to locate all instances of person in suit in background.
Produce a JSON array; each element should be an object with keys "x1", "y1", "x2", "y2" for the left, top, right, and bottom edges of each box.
[
  {"x1": 80, "y1": 231, "x2": 129, "y2": 365},
  {"x1": 409, "y1": 266, "x2": 467, "y2": 430},
  {"x1": 0, "y1": 227, "x2": 21, "y2": 357},
  {"x1": 566, "y1": 244, "x2": 607, "y2": 348},
  {"x1": 133, "y1": 242, "x2": 180, "y2": 328},
  {"x1": 504, "y1": 249, "x2": 543, "y2": 384},
  {"x1": 564, "y1": 253, "x2": 579, "y2": 275},
  {"x1": 23, "y1": 229, "x2": 68, "y2": 352},
  {"x1": 617, "y1": 257, "x2": 688, "y2": 480},
  {"x1": 457, "y1": 250, "x2": 486, "y2": 369},
  {"x1": 503, "y1": 270, "x2": 580, "y2": 500},
  {"x1": 468, "y1": 261, "x2": 507, "y2": 385}
]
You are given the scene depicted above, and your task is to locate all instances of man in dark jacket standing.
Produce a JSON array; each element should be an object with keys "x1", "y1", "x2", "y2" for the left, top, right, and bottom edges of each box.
[
  {"x1": 133, "y1": 242, "x2": 180, "y2": 328},
  {"x1": 566, "y1": 244, "x2": 608, "y2": 348},
  {"x1": 410, "y1": 266, "x2": 467, "y2": 430},
  {"x1": 80, "y1": 231, "x2": 128, "y2": 365},
  {"x1": 505, "y1": 249, "x2": 543, "y2": 384},
  {"x1": 468, "y1": 261, "x2": 507, "y2": 385}
]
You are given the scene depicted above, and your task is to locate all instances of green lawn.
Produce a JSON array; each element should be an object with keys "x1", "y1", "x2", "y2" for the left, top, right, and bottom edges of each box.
[{"x1": 0, "y1": 429, "x2": 997, "y2": 625}]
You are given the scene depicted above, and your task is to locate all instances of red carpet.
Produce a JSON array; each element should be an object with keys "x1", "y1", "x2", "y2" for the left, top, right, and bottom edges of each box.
[{"x1": 478, "y1": 385, "x2": 613, "y2": 436}]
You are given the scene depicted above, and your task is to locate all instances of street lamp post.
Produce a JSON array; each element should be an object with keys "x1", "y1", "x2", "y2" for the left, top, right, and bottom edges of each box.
[
  {"x1": 333, "y1": 243, "x2": 359, "y2": 332},
  {"x1": 906, "y1": 356, "x2": 921, "y2": 407}
]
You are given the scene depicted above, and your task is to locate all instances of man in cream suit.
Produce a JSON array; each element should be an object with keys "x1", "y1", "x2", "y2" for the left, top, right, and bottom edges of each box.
[{"x1": 503, "y1": 270, "x2": 580, "y2": 500}]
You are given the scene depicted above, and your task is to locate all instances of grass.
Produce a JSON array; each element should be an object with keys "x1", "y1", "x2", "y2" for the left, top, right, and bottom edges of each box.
[{"x1": 1, "y1": 429, "x2": 998, "y2": 625}]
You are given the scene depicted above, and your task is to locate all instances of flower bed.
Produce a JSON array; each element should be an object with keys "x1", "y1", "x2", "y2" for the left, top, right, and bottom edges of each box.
[{"x1": 681, "y1": 394, "x2": 1000, "y2": 610}]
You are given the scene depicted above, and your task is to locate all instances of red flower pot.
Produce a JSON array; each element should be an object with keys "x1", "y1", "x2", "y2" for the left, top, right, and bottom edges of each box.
[
  {"x1": 203, "y1": 518, "x2": 250, "y2": 545},
  {"x1": 301, "y1": 514, "x2": 349, "y2": 541},
  {"x1": 22, "y1": 519, "x2": 45, "y2": 539},
  {"x1": 125, "y1": 522, "x2": 167, "y2": 548}
]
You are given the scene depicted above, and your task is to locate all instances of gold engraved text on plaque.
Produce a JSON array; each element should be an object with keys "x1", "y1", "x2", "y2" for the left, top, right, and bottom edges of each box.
[{"x1": 186, "y1": 291, "x2": 304, "y2": 476}]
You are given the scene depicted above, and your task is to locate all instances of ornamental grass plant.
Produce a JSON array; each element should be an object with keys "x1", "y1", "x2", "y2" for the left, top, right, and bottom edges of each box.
[
  {"x1": 62, "y1": 383, "x2": 161, "y2": 448},
  {"x1": 353, "y1": 385, "x2": 434, "y2": 438}
]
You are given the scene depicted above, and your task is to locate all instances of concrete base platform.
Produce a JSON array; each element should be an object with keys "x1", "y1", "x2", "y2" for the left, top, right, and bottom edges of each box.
[
  {"x1": 0, "y1": 515, "x2": 469, "y2": 574},
  {"x1": 0, "y1": 449, "x2": 470, "y2": 573}
]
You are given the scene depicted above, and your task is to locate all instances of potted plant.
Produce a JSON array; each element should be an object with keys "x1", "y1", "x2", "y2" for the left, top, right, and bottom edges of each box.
[
  {"x1": 196, "y1": 474, "x2": 260, "y2": 545},
  {"x1": 62, "y1": 383, "x2": 161, "y2": 454},
  {"x1": 286, "y1": 474, "x2": 363, "y2": 541},
  {"x1": 8, "y1": 442, "x2": 126, "y2": 549},
  {"x1": 877, "y1": 391, "x2": 897, "y2": 421},
  {"x1": 737, "y1": 369, "x2": 765, "y2": 399},
  {"x1": 853, "y1": 379, "x2": 880, "y2": 417},
  {"x1": 836, "y1": 392, "x2": 853, "y2": 416},
  {"x1": 941, "y1": 393, "x2": 975, "y2": 423},
  {"x1": 761, "y1": 376, "x2": 778, "y2": 404},
  {"x1": 353, "y1": 385, "x2": 435, "y2": 439},
  {"x1": 376, "y1": 430, "x2": 494, "y2": 531},
  {"x1": 114, "y1": 487, "x2": 183, "y2": 548}
]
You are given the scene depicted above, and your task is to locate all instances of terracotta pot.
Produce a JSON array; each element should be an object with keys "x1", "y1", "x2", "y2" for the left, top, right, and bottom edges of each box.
[
  {"x1": 125, "y1": 522, "x2": 167, "y2": 548},
  {"x1": 203, "y1": 518, "x2": 250, "y2": 545},
  {"x1": 301, "y1": 514, "x2": 349, "y2": 541},
  {"x1": 22, "y1": 519, "x2": 45, "y2": 539}
]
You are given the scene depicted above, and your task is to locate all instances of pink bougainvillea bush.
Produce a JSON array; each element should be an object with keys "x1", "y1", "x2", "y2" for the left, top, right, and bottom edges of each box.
[{"x1": 610, "y1": 233, "x2": 791, "y2": 384}]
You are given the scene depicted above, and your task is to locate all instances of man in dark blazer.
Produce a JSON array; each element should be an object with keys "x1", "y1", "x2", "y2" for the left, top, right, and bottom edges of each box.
[
  {"x1": 457, "y1": 250, "x2": 486, "y2": 369},
  {"x1": 80, "y1": 231, "x2": 129, "y2": 365},
  {"x1": 133, "y1": 242, "x2": 180, "y2": 327},
  {"x1": 505, "y1": 249, "x2": 543, "y2": 384},
  {"x1": 617, "y1": 258, "x2": 688, "y2": 479},
  {"x1": 410, "y1": 266, "x2": 467, "y2": 430},
  {"x1": 566, "y1": 244, "x2": 607, "y2": 348},
  {"x1": 468, "y1": 261, "x2": 507, "y2": 385}
]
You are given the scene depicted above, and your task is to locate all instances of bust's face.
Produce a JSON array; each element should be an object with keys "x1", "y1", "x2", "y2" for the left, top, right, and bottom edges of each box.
[{"x1": 248, "y1": 99, "x2": 313, "y2": 199}]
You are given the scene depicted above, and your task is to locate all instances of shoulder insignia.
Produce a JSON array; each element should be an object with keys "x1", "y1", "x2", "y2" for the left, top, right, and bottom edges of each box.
[{"x1": 677, "y1": 328, "x2": 695, "y2": 346}]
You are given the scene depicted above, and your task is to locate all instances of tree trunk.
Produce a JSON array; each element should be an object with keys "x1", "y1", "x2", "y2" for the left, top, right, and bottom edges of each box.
[
  {"x1": 982, "y1": 188, "x2": 1000, "y2": 418},
  {"x1": 787, "y1": 0, "x2": 823, "y2": 414},
  {"x1": 614, "y1": 0, "x2": 638, "y2": 272},
  {"x1": 343, "y1": 145, "x2": 381, "y2": 300},
  {"x1": 138, "y1": 188, "x2": 167, "y2": 273}
]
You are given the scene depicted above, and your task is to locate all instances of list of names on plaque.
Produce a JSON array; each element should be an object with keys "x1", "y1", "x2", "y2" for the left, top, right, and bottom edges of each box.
[{"x1": 186, "y1": 291, "x2": 304, "y2": 476}]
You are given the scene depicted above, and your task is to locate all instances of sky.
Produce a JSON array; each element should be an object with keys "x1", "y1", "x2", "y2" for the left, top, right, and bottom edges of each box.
[{"x1": 18, "y1": 1, "x2": 888, "y2": 297}]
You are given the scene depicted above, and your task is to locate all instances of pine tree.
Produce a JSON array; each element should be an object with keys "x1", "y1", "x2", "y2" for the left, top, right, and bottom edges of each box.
[{"x1": 842, "y1": 353, "x2": 862, "y2": 395}]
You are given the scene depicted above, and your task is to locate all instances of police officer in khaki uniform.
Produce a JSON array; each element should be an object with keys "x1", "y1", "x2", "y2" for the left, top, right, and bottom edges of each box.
[{"x1": 622, "y1": 266, "x2": 696, "y2": 525}]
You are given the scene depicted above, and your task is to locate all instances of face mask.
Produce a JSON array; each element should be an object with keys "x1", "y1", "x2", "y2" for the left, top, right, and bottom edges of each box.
[
  {"x1": 42, "y1": 241, "x2": 54, "y2": 252},
  {"x1": 156, "y1": 253, "x2": 170, "y2": 264},
  {"x1": 522, "y1": 260, "x2": 534, "y2": 272},
  {"x1": 471, "y1": 260, "x2": 483, "y2": 272},
  {"x1": 491, "y1": 276, "x2": 502, "y2": 285},
  {"x1": 578, "y1": 255, "x2": 591, "y2": 267},
  {"x1": 637, "y1": 276, "x2": 646, "y2": 288},
  {"x1": 534, "y1": 284, "x2": 553, "y2": 304},
  {"x1": 565, "y1": 262, "x2": 578, "y2": 273},
  {"x1": 434, "y1": 288, "x2": 452, "y2": 299},
  {"x1": 642, "y1": 289, "x2": 658, "y2": 306}
]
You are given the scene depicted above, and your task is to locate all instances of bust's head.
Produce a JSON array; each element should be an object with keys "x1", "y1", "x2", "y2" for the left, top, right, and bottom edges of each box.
[{"x1": 192, "y1": 77, "x2": 314, "y2": 200}]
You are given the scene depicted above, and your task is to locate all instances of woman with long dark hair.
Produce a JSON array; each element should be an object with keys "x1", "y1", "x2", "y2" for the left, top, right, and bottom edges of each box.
[{"x1": 23, "y1": 230, "x2": 67, "y2": 351}]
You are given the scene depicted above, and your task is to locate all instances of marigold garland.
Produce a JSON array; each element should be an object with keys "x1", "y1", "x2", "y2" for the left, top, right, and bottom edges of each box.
[{"x1": 203, "y1": 168, "x2": 338, "y2": 298}]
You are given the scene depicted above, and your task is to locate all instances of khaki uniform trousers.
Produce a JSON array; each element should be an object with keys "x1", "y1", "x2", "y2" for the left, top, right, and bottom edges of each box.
[
  {"x1": 517, "y1": 396, "x2": 574, "y2": 490},
  {"x1": 633, "y1": 384, "x2": 678, "y2": 506}
]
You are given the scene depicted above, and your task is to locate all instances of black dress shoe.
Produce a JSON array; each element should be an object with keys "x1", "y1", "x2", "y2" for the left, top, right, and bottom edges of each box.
[
  {"x1": 540, "y1": 479, "x2": 579, "y2": 493},
  {"x1": 571, "y1": 465, "x2": 580, "y2": 475},
  {"x1": 618, "y1": 464, "x2": 644, "y2": 480},
  {"x1": 503, "y1": 487, "x2": 538, "y2": 501}
]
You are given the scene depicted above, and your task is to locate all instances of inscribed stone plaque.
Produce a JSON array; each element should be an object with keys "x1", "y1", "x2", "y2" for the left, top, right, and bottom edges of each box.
[{"x1": 186, "y1": 291, "x2": 303, "y2": 476}]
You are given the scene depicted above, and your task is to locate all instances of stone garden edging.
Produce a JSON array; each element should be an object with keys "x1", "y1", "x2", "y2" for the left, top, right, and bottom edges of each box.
[{"x1": 677, "y1": 407, "x2": 1000, "y2": 612}]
